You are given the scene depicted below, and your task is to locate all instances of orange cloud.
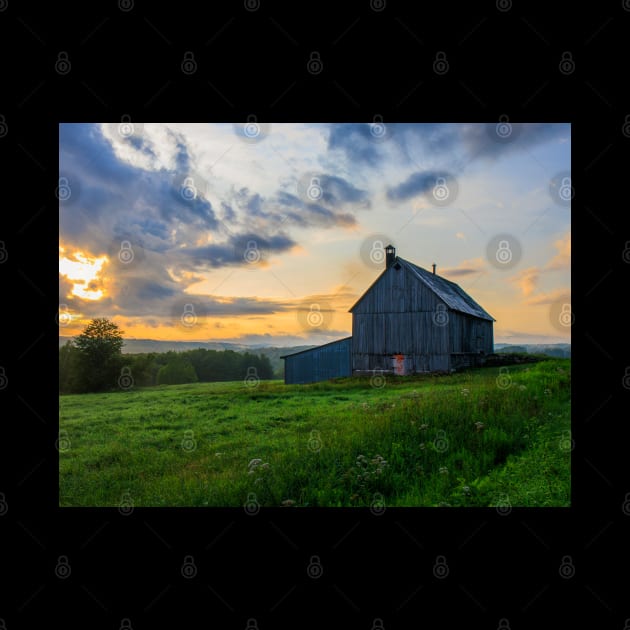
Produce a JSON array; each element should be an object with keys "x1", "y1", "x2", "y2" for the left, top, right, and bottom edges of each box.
[
  {"x1": 546, "y1": 231, "x2": 571, "y2": 271},
  {"x1": 441, "y1": 257, "x2": 485, "y2": 278},
  {"x1": 510, "y1": 267, "x2": 539, "y2": 297},
  {"x1": 526, "y1": 288, "x2": 571, "y2": 306}
]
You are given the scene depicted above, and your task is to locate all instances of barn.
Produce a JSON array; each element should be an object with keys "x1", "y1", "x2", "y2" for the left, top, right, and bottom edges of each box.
[{"x1": 282, "y1": 245, "x2": 494, "y2": 384}]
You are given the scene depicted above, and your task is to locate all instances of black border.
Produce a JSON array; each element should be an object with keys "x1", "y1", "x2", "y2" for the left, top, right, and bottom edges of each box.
[{"x1": 6, "y1": 4, "x2": 627, "y2": 628}]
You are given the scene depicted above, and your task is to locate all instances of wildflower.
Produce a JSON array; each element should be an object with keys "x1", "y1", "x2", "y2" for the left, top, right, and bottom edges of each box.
[
  {"x1": 439, "y1": 466, "x2": 449, "y2": 475},
  {"x1": 461, "y1": 388, "x2": 470, "y2": 396},
  {"x1": 260, "y1": 462, "x2": 270, "y2": 470},
  {"x1": 254, "y1": 477, "x2": 264, "y2": 485},
  {"x1": 474, "y1": 422, "x2": 485, "y2": 432},
  {"x1": 419, "y1": 443, "x2": 426, "y2": 450},
  {"x1": 248, "y1": 458, "x2": 263, "y2": 471},
  {"x1": 281, "y1": 499, "x2": 295, "y2": 507},
  {"x1": 518, "y1": 385, "x2": 526, "y2": 391},
  {"x1": 544, "y1": 389, "x2": 551, "y2": 395},
  {"x1": 419, "y1": 423, "x2": 429, "y2": 431},
  {"x1": 462, "y1": 486, "x2": 471, "y2": 496},
  {"x1": 214, "y1": 452, "x2": 223, "y2": 457}
]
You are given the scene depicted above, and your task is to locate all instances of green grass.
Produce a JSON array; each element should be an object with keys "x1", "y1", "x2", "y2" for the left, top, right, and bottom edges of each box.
[{"x1": 59, "y1": 359, "x2": 570, "y2": 507}]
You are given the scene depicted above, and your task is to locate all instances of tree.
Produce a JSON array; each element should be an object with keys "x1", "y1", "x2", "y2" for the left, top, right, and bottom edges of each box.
[
  {"x1": 59, "y1": 340, "x2": 82, "y2": 393},
  {"x1": 74, "y1": 318, "x2": 125, "y2": 392},
  {"x1": 157, "y1": 356, "x2": 198, "y2": 385}
]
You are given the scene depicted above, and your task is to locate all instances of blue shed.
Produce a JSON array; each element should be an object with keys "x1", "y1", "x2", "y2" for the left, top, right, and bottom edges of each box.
[{"x1": 281, "y1": 337, "x2": 352, "y2": 384}]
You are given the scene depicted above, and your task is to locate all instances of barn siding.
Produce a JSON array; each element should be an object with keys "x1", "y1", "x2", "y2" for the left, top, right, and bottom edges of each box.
[
  {"x1": 283, "y1": 337, "x2": 352, "y2": 384},
  {"x1": 448, "y1": 312, "x2": 494, "y2": 354},
  {"x1": 352, "y1": 265, "x2": 452, "y2": 372},
  {"x1": 352, "y1": 265, "x2": 442, "y2": 314}
]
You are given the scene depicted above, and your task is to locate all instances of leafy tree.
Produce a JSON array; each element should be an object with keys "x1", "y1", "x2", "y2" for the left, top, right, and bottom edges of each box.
[
  {"x1": 59, "y1": 340, "x2": 82, "y2": 393},
  {"x1": 74, "y1": 318, "x2": 125, "y2": 392},
  {"x1": 157, "y1": 356, "x2": 198, "y2": 385}
]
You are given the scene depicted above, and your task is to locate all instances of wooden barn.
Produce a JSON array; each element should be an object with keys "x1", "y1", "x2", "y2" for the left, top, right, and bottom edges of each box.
[{"x1": 282, "y1": 245, "x2": 494, "y2": 384}]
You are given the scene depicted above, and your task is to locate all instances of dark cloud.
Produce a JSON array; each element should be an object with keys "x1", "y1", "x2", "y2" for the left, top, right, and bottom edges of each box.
[
  {"x1": 181, "y1": 232, "x2": 296, "y2": 269},
  {"x1": 125, "y1": 134, "x2": 157, "y2": 159},
  {"x1": 461, "y1": 122, "x2": 569, "y2": 160},
  {"x1": 442, "y1": 268, "x2": 480, "y2": 277},
  {"x1": 327, "y1": 122, "x2": 458, "y2": 167},
  {"x1": 220, "y1": 201, "x2": 236, "y2": 222},
  {"x1": 327, "y1": 123, "x2": 381, "y2": 166},
  {"x1": 318, "y1": 174, "x2": 370, "y2": 208},
  {"x1": 59, "y1": 124, "x2": 219, "y2": 258},
  {"x1": 327, "y1": 122, "x2": 568, "y2": 172},
  {"x1": 386, "y1": 170, "x2": 448, "y2": 202}
]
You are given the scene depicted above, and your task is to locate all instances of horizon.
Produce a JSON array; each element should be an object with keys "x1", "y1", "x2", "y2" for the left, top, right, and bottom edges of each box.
[{"x1": 59, "y1": 122, "x2": 571, "y2": 346}]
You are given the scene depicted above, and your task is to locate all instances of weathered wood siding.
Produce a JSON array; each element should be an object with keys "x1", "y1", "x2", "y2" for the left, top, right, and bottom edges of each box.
[
  {"x1": 352, "y1": 265, "x2": 451, "y2": 372},
  {"x1": 448, "y1": 312, "x2": 494, "y2": 354}
]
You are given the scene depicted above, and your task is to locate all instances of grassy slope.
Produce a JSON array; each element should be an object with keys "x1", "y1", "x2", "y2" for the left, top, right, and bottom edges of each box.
[{"x1": 59, "y1": 359, "x2": 570, "y2": 507}]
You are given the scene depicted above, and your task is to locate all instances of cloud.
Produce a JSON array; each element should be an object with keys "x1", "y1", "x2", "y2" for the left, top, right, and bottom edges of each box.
[
  {"x1": 460, "y1": 122, "x2": 570, "y2": 161},
  {"x1": 273, "y1": 191, "x2": 358, "y2": 228},
  {"x1": 327, "y1": 123, "x2": 382, "y2": 166},
  {"x1": 317, "y1": 174, "x2": 371, "y2": 208},
  {"x1": 545, "y1": 231, "x2": 571, "y2": 271},
  {"x1": 525, "y1": 288, "x2": 570, "y2": 306},
  {"x1": 510, "y1": 267, "x2": 540, "y2": 297},
  {"x1": 180, "y1": 232, "x2": 296, "y2": 270},
  {"x1": 386, "y1": 170, "x2": 451, "y2": 202},
  {"x1": 327, "y1": 122, "x2": 569, "y2": 174},
  {"x1": 441, "y1": 257, "x2": 485, "y2": 278}
]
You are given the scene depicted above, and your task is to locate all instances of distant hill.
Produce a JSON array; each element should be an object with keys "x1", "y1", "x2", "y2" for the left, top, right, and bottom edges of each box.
[
  {"x1": 494, "y1": 343, "x2": 571, "y2": 358},
  {"x1": 59, "y1": 336, "x2": 315, "y2": 376}
]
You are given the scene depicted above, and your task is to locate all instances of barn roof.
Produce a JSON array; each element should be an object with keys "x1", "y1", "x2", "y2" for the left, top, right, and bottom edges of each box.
[{"x1": 349, "y1": 256, "x2": 495, "y2": 321}]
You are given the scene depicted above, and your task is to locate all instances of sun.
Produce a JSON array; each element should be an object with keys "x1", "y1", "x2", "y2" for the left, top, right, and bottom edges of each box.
[{"x1": 59, "y1": 246, "x2": 108, "y2": 300}]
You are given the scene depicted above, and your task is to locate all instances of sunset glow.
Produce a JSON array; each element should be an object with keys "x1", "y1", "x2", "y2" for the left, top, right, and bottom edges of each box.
[
  {"x1": 59, "y1": 123, "x2": 570, "y2": 345},
  {"x1": 59, "y1": 248, "x2": 108, "y2": 301}
]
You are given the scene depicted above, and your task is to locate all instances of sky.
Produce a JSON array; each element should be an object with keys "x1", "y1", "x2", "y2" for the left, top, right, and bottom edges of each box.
[{"x1": 59, "y1": 122, "x2": 571, "y2": 347}]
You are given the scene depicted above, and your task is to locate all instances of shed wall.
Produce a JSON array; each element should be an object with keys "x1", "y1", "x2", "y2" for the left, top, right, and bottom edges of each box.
[{"x1": 283, "y1": 337, "x2": 352, "y2": 384}]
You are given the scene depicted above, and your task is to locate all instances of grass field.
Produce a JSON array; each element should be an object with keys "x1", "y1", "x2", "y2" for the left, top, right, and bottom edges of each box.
[{"x1": 59, "y1": 359, "x2": 571, "y2": 508}]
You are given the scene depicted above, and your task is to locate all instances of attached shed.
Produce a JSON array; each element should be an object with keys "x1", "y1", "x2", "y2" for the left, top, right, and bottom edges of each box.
[
  {"x1": 350, "y1": 248, "x2": 494, "y2": 373},
  {"x1": 281, "y1": 336, "x2": 352, "y2": 384}
]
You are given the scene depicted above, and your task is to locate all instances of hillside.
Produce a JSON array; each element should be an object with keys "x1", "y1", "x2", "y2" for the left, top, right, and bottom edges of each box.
[
  {"x1": 59, "y1": 359, "x2": 571, "y2": 508},
  {"x1": 495, "y1": 343, "x2": 571, "y2": 358}
]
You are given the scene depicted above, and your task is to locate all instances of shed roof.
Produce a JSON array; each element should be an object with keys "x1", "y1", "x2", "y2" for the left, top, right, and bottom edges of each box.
[
  {"x1": 349, "y1": 257, "x2": 495, "y2": 321},
  {"x1": 280, "y1": 336, "x2": 352, "y2": 359}
]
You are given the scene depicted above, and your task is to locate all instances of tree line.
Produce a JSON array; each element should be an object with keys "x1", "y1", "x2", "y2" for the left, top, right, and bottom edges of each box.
[{"x1": 59, "y1": 318, "x2": 274, "y2": 394}]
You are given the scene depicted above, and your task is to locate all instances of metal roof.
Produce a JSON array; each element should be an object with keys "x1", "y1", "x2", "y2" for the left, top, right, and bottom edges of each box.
[
  {"x1": 399, "y1": 258, "x2": 495, "y2": 321},
  {"x1": 280, "y1": 336, "x2": 353, "y2": 359}
]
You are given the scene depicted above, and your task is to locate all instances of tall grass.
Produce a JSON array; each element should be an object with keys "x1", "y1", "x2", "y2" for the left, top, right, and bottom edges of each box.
[{"x1": 59, "y1": 359, "x2": 570, "y2": 507}]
